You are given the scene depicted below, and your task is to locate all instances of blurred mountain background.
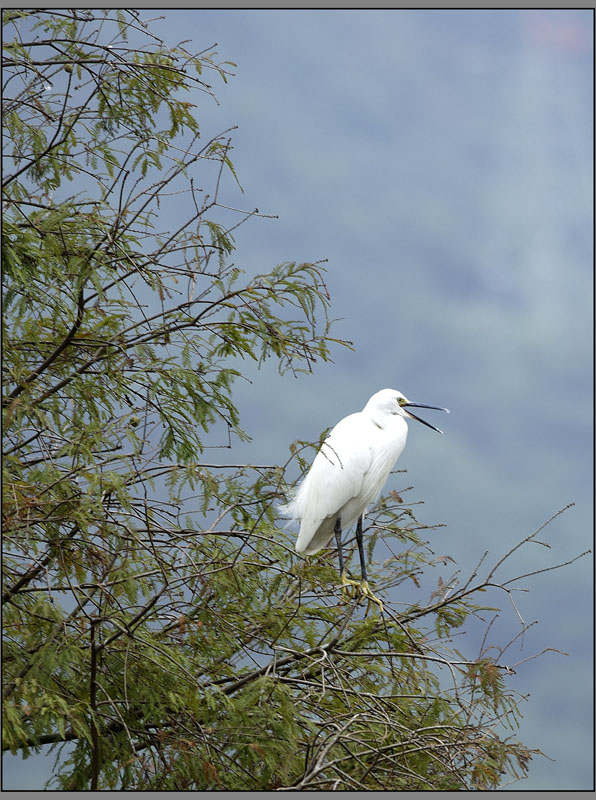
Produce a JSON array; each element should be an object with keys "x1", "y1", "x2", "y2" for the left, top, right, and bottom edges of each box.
[{"x1": 3, "y1": 8, "x2": 592, "y2": 790}]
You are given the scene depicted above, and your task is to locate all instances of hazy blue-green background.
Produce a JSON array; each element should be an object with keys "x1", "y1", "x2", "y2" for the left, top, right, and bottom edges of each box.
[{"x1": 3, "y1": 9, "x2": 592, "y2": 791}]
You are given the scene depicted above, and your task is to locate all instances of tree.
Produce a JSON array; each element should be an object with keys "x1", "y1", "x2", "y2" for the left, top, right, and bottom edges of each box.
[{"x1": 2, "y1": 10, "x2": 585, "y2": 790}]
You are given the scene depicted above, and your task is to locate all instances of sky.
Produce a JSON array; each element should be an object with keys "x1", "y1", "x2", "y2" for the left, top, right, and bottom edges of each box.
[{"x1": 2, "y1": 8, "x2": 593, "y2": 791}]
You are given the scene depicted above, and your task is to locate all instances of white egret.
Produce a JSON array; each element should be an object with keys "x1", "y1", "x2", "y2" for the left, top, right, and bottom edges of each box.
[{"x1": 280, "y1": 388, "x2": 449, "y2": 611}]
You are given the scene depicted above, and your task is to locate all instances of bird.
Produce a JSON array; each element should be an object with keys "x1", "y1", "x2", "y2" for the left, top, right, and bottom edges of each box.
[{"x1": 280, "y1": 388, "x2": 449, "y2": 612}]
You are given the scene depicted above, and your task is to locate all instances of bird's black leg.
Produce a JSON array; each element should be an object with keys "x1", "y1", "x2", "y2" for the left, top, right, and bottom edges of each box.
[
  {"x1": 334, "y1": 516, "x2": 344, "y2": 576},
  {"x1": 355, "y1": 515, "x2": 383, "y2": 614},
  {"x1": 334, "y1": 515, "x2": 382, "y2": 613},
  {"x1": 355, "y1": 515, "x2": 367, "y2": 583}
]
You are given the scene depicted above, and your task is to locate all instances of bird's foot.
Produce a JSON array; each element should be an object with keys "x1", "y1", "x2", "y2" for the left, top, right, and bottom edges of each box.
[
  {"x1": 339, "y1": 573, "x2": 383, "y2": 615},
  {"x1": 339, "y1": 571, "x2": 362, "y2": 601},
  {"x1": 358, "y1": 580, "x2": 384, "y2": 616}
]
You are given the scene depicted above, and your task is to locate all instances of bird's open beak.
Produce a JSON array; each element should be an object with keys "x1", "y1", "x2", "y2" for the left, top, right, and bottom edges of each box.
[{"x1": 403, "y1": 402, "x2": 450, "y2": 434}]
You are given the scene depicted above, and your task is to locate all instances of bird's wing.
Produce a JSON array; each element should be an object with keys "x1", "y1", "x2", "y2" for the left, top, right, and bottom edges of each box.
[{"x1": 291, "y1": 413, "x2": 373, "y2": 525}]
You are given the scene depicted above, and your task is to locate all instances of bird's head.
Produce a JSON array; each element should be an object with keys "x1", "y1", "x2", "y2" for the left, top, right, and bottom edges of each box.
[{"x1": 367, "y1": 388, "x2": 449, "y2": 434}]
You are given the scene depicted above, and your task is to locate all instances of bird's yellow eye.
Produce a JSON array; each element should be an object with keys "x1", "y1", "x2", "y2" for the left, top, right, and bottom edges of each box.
[{"x1": 397, "y1": 397, "x2": 407, "y2": 407}]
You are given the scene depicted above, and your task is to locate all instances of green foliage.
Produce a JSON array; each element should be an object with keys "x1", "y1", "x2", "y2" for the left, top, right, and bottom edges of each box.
[{"x1": 2, "y1": 9, "x2": 562, "y2": 791}]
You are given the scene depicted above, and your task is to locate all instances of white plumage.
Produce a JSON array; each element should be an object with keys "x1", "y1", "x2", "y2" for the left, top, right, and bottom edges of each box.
[
  {"x1": 284, "y1": 389, "x2": 409, "y2": 554},
  {"x1": 280, "y1": 388, "x2": 448, "y2": 609}
]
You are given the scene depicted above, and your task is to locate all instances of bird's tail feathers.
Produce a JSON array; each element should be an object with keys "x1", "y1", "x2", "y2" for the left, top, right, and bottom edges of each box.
[
  {"x1": 295, "y1": 514, "x2": 335, "y2": 555},
  {"x1": 277, "y1": 477, "x2": 311, "y2": 522},
  {"x1": 277, "y1": 499, "x2": 296, "y2": 522}
]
